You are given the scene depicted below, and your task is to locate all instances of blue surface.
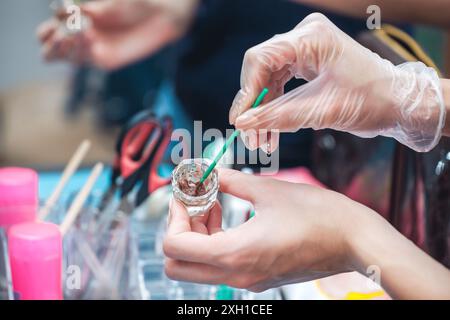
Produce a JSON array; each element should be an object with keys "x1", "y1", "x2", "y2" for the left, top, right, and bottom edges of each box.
[
  {"x1": 38, "y1": 167, "x2": 111, "y2": 204},
  {"x1": 38, "y1": 163, "x2": 173, "y2": 205}
]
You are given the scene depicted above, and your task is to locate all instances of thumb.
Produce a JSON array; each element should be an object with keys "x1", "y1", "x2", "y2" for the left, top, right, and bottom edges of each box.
[{"x1": 218, "y1": 168, "x2": 270, "y2": 204}]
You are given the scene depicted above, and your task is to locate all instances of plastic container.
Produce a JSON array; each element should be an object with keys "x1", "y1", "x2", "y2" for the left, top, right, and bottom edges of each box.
[
  {"x1": 172, "y1": 159, "x2": 219, "y2": 216},
  {"x1": 8, "y1": 222, "x2": 62, "y2": 300},
  {"x1": 0, "y1": 167, "x2": 38, "y2": 230}
]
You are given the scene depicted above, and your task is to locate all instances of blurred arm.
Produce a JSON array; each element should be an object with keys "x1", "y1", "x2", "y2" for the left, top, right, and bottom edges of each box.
[
  {"x1": 292, "y1": 0, "x2": 450, "y2": 28},
  {"x1": 350, "y1": 211, "x2": 450, "y2": 299}
]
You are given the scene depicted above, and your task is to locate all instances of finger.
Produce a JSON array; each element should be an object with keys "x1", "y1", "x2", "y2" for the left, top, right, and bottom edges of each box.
[
  {"x1": 241, "y1": 129, "x2": 280, "y2": 153},
  {"x1": 217, "y1": 168, "x2": 263, "y2": 202},
  {"x1": 192, "y1": 211, "x2": 210, "y2": 225},
  {"x1": 167, "y1": 198, "x2": 192, "y2": 235},
  {"x1": 163, "y1": 231, "x2": 228, "y2": 266},
  {"x1": 260, "y1": 130, "x2": 280, "y2": 154},
  {"x1": 58, "y1": 35, "x2": 79, "y2": 61},
  {"x1": 240, "y1": 129, "x2": 258, "y2": 151},
  {"x1": 42, "y1": 38, "x2": 65, "y2": 62},
  {"x1": 229, "y1": 89, "x2": 256, "y2": 126},
  {"x1": 230, "y1": 14, "x2": 341, "y2": 126},
  {"x1": 81, "y1": 1, "x2": 128, "y2": 31},
  {"x1": 257, "y1": 129, "x2": 269, "y2": 153},
  {"x1": 191, "y1": 215, "x2": 209, "y2": 235},
  {"x1": 166, "y1": 199, "x2": 224, "y2": 265},
  {"x1": 229, "y1": 38, "x2": 296, "y2": 125},
  {"x1": 206, "y1": 202, "x2": 223, "y2": 235},
  {"x1": 40, "y1": 26, "x2": 62, "y2": 61},
  {"x1": 235, "y1": 82, "x2": 318, "y2": 133},
  {"x1": 37, "y1": 19, "x2": 58, "y2": 43},
  {"x1": 229, "y1": 71, "x2": 283, "y2": 126},
  {"x1": 42, "y1": 39, "x2": 57, "y2": 61},
  {"x1": 242, "y1": 129, "x2": 268, "y2": 151},
  {"x1": 190, "y1": 207, "x2": 211, "y2": 234},
  {"x1": 81, "y1": 0, "x2": 148, "y2": 28},
  {"x1": 165, "y1": 258, "x2": 227, "y2": 285},
  {"x1": 42, "y1": 27, "x2": 79, "y2": 62},
  {"x1": 80, "y1": 1, "x2": 114, "y2": 23}
]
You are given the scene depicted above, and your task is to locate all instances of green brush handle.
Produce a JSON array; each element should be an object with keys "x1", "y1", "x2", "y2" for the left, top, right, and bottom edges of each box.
[{"x1": 200, "y1": 88, "x2": 269, "y2": 183}]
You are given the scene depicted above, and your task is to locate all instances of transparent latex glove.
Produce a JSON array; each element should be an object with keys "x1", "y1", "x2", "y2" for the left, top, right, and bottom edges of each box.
[
  {"x1": 37, "y1": 0, "x2": 198, "y2": 70},
  {"x1": 229, "y1": 13, "x2": 445, "y2": 153},
  {"x1": 163, "y1": 168, "x2": 371, "y2": 292}
]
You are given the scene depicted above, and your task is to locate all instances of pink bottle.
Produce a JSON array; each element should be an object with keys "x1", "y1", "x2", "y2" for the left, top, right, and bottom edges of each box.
[
  {"x1": 8, "y1": 222, "x2": 62, "y2": 300},
  {"x1": 0, "y1": 167, "x2": 38, "y2": 230}
]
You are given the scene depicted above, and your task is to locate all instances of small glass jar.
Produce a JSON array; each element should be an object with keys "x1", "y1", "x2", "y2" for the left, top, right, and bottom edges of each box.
[{"x1": 172, "y1": 159, "x2": 219, "y2": 217}]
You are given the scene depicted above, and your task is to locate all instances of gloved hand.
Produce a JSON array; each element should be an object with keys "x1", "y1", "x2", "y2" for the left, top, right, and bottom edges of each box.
[
  {"x1": 229, "y1": 13, "x2": 446, "y2": 152},
  {"x1": 164, "y1": 168, "x2": 450, "y2": 299},
  {"x1": 164, "y1": 168, "x2": 380, "y2": 292},
  {"x1": 37, "y1": 0, "x2": 198, "y2": 70}
]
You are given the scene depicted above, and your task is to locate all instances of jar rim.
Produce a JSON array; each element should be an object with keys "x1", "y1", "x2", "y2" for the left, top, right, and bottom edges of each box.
[{"x1": 171, "y1": 158, "x2": 218, "y2": 202}]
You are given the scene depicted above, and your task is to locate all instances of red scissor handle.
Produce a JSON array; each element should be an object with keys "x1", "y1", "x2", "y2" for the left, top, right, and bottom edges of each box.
[
  {"x1": 147, "y1": 117, "x2": 173, "y2": 193},
  {"x1": 120, "y1": 120, "x2": 161, "y2": 179},
  {"x1": 135, "y1": 117, "x2": 173, "y2": 206}
]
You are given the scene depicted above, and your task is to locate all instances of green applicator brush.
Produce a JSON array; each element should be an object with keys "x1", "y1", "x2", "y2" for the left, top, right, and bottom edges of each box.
[{"x1": 199, "y1": 88, "x2": 269, "y2": 184}]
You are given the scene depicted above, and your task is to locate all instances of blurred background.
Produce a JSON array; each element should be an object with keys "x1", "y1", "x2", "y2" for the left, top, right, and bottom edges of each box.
[
  {"x1": 1, "y1": 0, "x2": 448, "y2": 171},
  {"x1": 0, "y1": 0, "x2": 115, "y2": 169},
  {"x1": 0, "y1": 0, "x2": 449, "y2": 300}
]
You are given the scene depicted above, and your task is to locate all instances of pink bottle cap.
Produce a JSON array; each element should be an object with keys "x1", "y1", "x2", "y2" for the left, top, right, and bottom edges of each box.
[
  {"x1": 0, "y1": 167, "x2": 38, "y2": 228},
  {"x1": 8, "y1": 222, "x2": 62, "y2": 300}
]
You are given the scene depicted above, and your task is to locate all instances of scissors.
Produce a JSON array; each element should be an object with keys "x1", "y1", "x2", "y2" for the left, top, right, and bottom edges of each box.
[
  {"x1": 102, "y1": 111, "x2": 173, "y2": 214},
  {"x1": 99, "y1": 110, "x2": 164, "y2": 210},
  {"x1": 135, "y1": 116, "x2": 172, "y2": 207}
]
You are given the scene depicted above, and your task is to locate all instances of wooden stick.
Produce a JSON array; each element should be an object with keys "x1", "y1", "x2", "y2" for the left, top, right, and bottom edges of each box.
[
  {"x1": 60, "y1": 163, "x2": 103, "y2": 237},
  {"x1": 39, "y1": 140, "x2": 91, "y2": 220}
]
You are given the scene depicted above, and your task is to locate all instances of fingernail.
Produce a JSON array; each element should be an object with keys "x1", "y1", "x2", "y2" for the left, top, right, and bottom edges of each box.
[
  {"x1": 230, "y1": 90, "x2": 248, "y2": 124},
  {"x1": 246, "y1": 130, "x2": 258, "y2": 151}
]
